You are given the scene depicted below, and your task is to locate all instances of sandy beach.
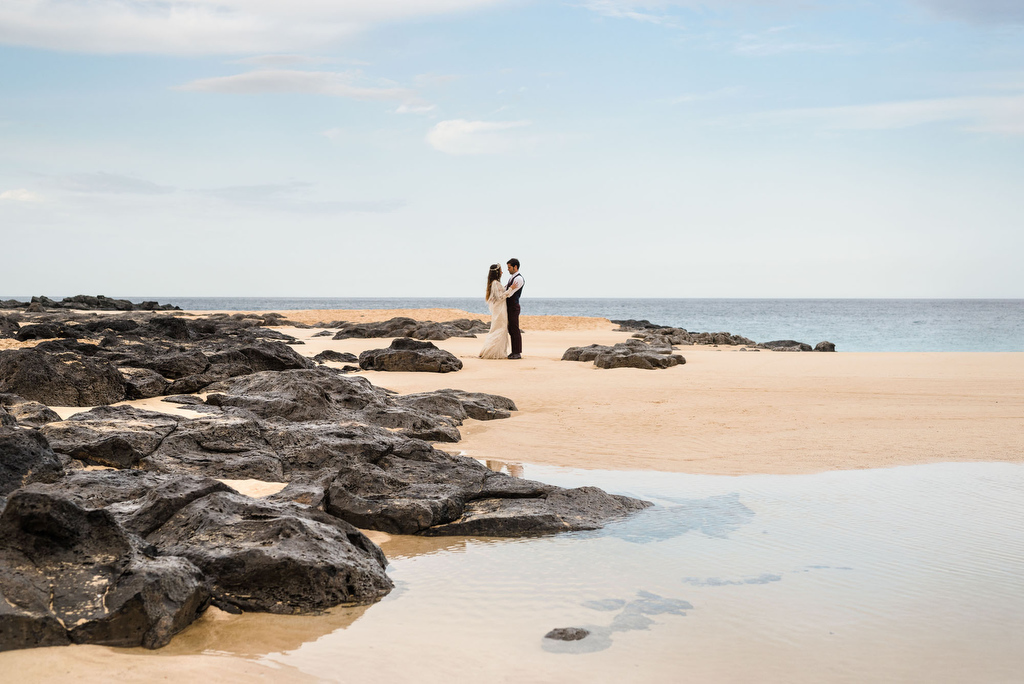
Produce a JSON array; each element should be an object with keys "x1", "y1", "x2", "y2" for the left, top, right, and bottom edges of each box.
[
  {"x1": 255, "y1": 308, "x2": 1024, "y2": 475},
  {"x1": 4, "y1": 307, "x2": 1024, "y2": 682}
]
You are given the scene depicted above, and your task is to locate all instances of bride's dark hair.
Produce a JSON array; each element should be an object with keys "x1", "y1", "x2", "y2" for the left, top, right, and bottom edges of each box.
[{"x1": 485, "y1": 263, "x2": 502, "y2": 300}]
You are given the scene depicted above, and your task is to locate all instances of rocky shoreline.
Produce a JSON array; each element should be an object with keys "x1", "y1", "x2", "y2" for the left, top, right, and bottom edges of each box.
[{"x1": 0, "y1": 303, "x2": 651, "y2": 653}]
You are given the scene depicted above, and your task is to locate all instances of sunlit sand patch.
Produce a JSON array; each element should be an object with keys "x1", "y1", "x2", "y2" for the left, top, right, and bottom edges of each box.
[{"x1": 216, "y1": 479, "x2": 288, "y2": 497}]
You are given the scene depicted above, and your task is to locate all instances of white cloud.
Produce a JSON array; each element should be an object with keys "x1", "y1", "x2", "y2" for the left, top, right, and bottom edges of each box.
[
  {"x1": 176, "y1": 69, "x2": 417, "y2": 101},
  {"x1": 426, "y1": 119, "x2": 532, "y2": 155},
  {"x1": 759, "y1": 94, "x2": 1024, "y2": 135},
  {"x1": 0, "y1": 0, "x2": 509, "y2": 55},
  {"x1": 396, "y1": 103, "x2": 438, "y2": 114},
  {"x1": 229, "y1": 54, "x2": 340, "y2": 68},
  {"x1": 0, "y1": 188, "x2": 43, "y2": 202}
]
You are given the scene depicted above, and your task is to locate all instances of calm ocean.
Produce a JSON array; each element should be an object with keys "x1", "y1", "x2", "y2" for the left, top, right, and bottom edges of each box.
[{"x1": 114, "y1": 297, "x2": 1024, "y2": 353}]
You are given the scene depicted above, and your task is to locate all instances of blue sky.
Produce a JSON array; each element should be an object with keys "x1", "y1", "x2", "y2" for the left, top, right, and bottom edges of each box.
[{"x1": 1, "y1": 0, "x2": 1022, "y2": 298}]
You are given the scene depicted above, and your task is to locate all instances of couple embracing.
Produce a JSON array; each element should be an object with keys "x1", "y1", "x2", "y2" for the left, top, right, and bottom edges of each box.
[{"x1": 479, "y1": 258, "x2": 525, "y2": 360}]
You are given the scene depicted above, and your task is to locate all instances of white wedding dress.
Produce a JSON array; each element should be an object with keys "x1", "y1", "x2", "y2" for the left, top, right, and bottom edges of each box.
[{"x1": 479, "y1": 280, "x2": 510, "y2": 359}]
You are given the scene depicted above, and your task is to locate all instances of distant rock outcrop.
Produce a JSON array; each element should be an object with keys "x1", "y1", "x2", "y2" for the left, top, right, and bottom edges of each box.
[
  {"x1": 329, "y1": 316, "x2": 488, "y2": 341},
  {"x1": 563, "y1": 339, "x2": 685, "y2": 370}
]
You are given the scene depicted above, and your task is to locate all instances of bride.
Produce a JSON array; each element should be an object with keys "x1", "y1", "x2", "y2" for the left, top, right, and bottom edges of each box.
[{"x1": 479, "y1": 263, "x2": 511, "y2": 359}]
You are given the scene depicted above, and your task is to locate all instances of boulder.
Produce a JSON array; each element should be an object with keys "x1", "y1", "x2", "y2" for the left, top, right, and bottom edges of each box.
[
  {"x1": 420, "y1": 486, "x2": 651, "y2": 537},
  {"x1": 145, "y1": 491, "x2": 393, "y2": 613},
  {"x1": 563, "y1": 340, "x2": 685, "y2": 370},
  {"x1": 0, "y1": 408, "x2": 13, "y2": 427},
  {"x1": 331, "y1": 317, "x2": 487, "y2": 341},
  {"x1": 0, "y1": 427, "x2": 63, "y2": 496},
  {"x1": 206, "y1": 341, "x2": 314, "y2": 373},
  {"x1": 313, "y1": 350, "x2": 358, "y2": 364},
  {"x1": 594, "y1": 351, "x2": 685, "y2": 370},
  {"x1": 131, "y1": 351, "x2": 210, "y2": 380},
  {"x1": 120, "y1": 367, "x2": 171, "y2": 399},
  {"x1": 545, "y1": 627, "x2": 590, "y2": 641},
  {"x1": 0, "y1": 315, "x2": 19, "y2": 339},
  {"x1": 0, "y1": 488, "x2": 208, "y2": 651},
  {"x1": 359, "y1": 338, "x2": 463, "y2": 373},
  {"x1": 40, "y1": 406, "x2": 179, "y2": 469},
  {"x1": 814, "y1": 341, "x2": 836, "y2": 352},
  {"x1": 758, "y1": 340, "x2": 813, "y2": 352},
  {"x1": 145, "y1": 409, "x2": 283, "y2": 480},
  {"x1": 14, "y1": 323, "x2": 67, "y2": 341},
  {"x1": 205, "y1": 369, "x2": 465, "y2": 443},
  {"x1": 0, "y1": 349, "x2": 127, "y2": 406},
  {"x1": 0, "y1": 395, "x2": 62, "y2": 428}
]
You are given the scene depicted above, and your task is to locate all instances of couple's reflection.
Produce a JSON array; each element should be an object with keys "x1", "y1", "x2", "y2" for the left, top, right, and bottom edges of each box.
[{"x1": 485, "y1": 459, "x2": 524, "y2": 478}]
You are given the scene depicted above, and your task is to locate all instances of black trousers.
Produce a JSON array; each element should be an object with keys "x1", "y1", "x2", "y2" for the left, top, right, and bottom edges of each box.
[{"x1": 507, "y1": 301, "x2": 522, "y2": 355}]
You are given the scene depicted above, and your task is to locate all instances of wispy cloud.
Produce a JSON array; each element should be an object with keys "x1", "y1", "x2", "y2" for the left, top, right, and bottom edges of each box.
[
  {"x1": 581, "y1": 0, "x2": 686, "y2": 27},
  {"x1": 396, "y1": 103, "x2": 437, "y2": 114},
  {"x1": 426, "y1": 119, "x2": 532, "y2": 155},
  {"x1": 202, "y1": 181, "x2": 404, "y2": 213},
  {"x1": 176, "y1": 69, "x2": 417, "y2": 102},
  {"x1": 0, "y1": 0, "x2": 508, "y2": 55},
  {"x1": 0, "y1": 188, "x2": 43, "y2": 202},
  {"x1": 757, "y1": 94, "x2": 1024, "y2": 135},
  {"x1": 670, "y1": 86, "x2": 741, "y2": 104},
  {"x1": 913, "y1": 0, "x2": 1024, "y2": 25},
  {"x1": 50, "y1": 172, "x2": 174, "y2": 195},
  {"x1": 228, "y1": 54, "x2": 344, "y2": 68}
]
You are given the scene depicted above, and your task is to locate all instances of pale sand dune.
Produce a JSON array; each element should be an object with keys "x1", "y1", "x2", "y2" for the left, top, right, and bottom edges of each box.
[{"x1": 277, "y1": 321, "x2": 1024, "y2": 475}]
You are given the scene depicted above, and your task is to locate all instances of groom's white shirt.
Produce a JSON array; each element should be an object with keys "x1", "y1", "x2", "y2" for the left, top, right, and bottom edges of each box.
[{"x1": 507, "y1": 272, "x2": 524, "y2": 294}]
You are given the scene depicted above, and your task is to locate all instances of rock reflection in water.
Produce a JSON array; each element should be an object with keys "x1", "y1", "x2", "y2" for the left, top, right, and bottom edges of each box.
[
  {"x1": 597, "y1": 492, "x2": 755, "y2": 544},
  {"x1": 544, "y1": 590, "x2": 694, "y2": 654}
]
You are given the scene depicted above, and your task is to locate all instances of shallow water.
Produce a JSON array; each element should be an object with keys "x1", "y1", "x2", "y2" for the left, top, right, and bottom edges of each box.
[{"x1": 149, "y1": 461, "x2": 1024, "y2": 683}]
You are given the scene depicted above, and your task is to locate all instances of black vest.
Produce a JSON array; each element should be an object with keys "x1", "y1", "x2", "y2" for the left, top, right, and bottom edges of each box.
[{"x1": 507, "y1": 273, "x2": 524, "y2": 303}]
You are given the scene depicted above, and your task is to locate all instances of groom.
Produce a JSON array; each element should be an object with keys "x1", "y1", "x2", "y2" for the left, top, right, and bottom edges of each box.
[{"x1": 505, "y1": 258, "x2": 525, "y2": 359}]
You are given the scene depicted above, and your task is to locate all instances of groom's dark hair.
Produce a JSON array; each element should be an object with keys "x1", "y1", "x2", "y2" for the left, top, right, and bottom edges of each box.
[{"x1": 507, "y1": 258, "x2": 520, "y2": 268}]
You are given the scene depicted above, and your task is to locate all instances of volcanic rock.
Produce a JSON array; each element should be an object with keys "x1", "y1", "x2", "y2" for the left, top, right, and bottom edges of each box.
[
  {"x1": 814, "y1": 341, "x2": 836, "y2": 352},
  {"x1": 120, "y1": 367, "x2": 171, "y2": 399},
  {"x1": 358, "y1": 338, "x2": 463, "y2": 373},
  {"x1": 331, "y1": 317, "x2": 487, "y2": 341},
  {"x1": 563, "y1": 340, "x2": 685, "y2": 370},
  {"x1": 0, "y1": 349, "x2": 127, "y2": 406},
  {"x1": 40, "y1": 405, "x2": 179, "y2": 469},
  {"x1": 313, "y1": 350, "x2": 358, "y2": 364},
  {"x1": 0, "y1": 487, "x2": 208, "y2": 651},
  {"x1": 0, "y1": 315, "x2": 19, "y2": 339},
  {"x1": 0, "y1": 427, "x2": 63, "y2": 496},
  {"x1": 0, "y1": 395, "x2": 62, "y2": 428},
  {"x1": 758, "y1": 340, "x2": 813, "y2": 352},
  {"x1": 145, "y1": 491, "x2": 392, "y2": 613},
  {"x1": 545, "y1": 627, "x2": 590, "y2": 641}
]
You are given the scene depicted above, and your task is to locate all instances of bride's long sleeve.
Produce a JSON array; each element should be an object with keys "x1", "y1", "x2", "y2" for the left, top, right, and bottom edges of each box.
[{"x1": 489, "y1": 282, "x2": 509, "y2": 303}]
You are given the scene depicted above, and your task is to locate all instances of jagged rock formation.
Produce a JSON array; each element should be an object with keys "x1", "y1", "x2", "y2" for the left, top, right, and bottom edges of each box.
[
  {"x1": 0, "y1": 308, "x2": 652, "y2": 653},
  {"x1": 359, "y1": 338, "x2": 464, "y2": 373},
  {"x1": 0, "y1": 295, "x2": 180, "y2": 311},
  {"x1": 562, "y1": 339, "x2": 685, "y2": 370},
  {"x1": 329, "y1": 316, "x2": 488, "y2": 341},
  {"x1": 611, "y1": 319, "x2": 836, "y2": 352}
]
